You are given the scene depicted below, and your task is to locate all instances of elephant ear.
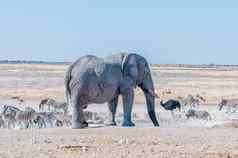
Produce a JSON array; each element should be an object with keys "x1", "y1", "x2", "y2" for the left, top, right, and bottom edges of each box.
[{"x1": 122, "y1": 54, "x2": 138, "y2": 86}]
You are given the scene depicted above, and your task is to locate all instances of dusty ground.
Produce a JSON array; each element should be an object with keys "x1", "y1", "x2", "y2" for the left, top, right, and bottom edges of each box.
[
  {"x1": 0, "y1": 127, "x2": 238, "y2": 158},
  {"x1": 1, "y1": 63, "x2": 238, "y2": 158}
]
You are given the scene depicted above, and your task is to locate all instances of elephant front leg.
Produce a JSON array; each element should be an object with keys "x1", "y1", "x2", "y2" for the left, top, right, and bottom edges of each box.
[
  {"x1": 105, "y1": 96, "x2": 118, "y2": 126},
  {"x1": 71, "y1": 93, "x2": 88, "y2": 129},
  {"x1": 122, "y1": 89, "x2": 135, "y2": 127}
]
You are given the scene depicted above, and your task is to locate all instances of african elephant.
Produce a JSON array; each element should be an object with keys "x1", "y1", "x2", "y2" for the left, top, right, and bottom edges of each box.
[{"x1": 65, "y1": 53, "x2": 159, "y2": 128}]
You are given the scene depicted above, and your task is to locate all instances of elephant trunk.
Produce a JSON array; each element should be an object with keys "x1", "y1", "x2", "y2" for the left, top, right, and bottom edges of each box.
[
  {"x1": 140, "y1": 78, "x2": 160, "y2": 127},
  {"x1": 145, "y1": 94, "x2": 160, "y2": 126}
]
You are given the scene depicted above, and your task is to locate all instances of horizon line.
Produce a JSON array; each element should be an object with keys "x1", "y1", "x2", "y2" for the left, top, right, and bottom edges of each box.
[{"x1": 0, "y1": 59, "x2": 238, "y2": 67}]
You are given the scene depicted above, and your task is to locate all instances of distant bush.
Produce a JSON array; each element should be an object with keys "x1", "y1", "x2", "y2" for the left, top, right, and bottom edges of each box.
[{"x1": 0, "y1": 60, "x2": 70, "y2": 65}]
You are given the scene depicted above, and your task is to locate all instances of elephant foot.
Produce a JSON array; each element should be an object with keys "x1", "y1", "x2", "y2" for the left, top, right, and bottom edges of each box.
[
  {"x1": 154, "y1": 123, "x2": 160, "y2": 127},
  {"x1": 104, "y1": 120, "x2": 117, "y2": 126},
  {"x1": 122, "y1": 121, "x2": 135, "y2": 127},
  {"x1": 71, "y1": 121, "x2": 88, "y2": 129}
]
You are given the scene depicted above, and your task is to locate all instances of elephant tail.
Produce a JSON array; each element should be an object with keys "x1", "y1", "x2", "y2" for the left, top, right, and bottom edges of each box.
[{"x1": 65, "y1": 63, "x2": 74, "y2": 106}]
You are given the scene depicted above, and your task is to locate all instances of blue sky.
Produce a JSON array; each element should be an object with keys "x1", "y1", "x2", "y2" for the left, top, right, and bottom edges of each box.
[{"x1": 0, "y1": 0, "x2": 238, "y2": 64}]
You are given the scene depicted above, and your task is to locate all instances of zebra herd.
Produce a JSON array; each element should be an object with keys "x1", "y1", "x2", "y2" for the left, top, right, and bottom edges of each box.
[
  {"x1": 0, "y1": 98, "x2": 104, "y2": 129},
  {"x1": 172, "y1": 93, "x2": 238, "y2": 114},
  {"x1": 0, "y1": 104, "x2": 70, "y2": 129},
  {"x1": 160, "y1": 94, "x2": 238, "y2": 121}
]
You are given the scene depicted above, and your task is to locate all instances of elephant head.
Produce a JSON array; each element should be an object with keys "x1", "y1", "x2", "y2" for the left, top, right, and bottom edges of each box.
[{"x1": 122, "y1": 53, "x2": 160, "y2": 126}]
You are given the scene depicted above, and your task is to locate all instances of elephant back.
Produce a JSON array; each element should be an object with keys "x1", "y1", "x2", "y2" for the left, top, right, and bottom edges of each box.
[{"x1": 71, "y1": 55, "x2": 103, "y2": 75}]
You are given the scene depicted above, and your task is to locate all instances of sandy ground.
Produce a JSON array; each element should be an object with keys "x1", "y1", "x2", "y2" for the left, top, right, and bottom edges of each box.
[
  {"x1": 0, "y1": 127, "x2": 238, "y2": 158},
  {"x1": 1, "y1": 64, "x2": 238, "y2": 157}
]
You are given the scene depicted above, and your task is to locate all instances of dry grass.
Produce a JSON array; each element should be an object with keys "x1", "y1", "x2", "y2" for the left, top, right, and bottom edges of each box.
[{"x1": 0, "y1": 64, "x2": 238, "y2": 105}]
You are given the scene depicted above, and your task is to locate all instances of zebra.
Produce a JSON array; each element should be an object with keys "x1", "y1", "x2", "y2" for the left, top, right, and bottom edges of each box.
[
  {"x1": 184, "y1": 95, "x2": 200, "y2": 107},
  {"x1": 1, "y1": 105, "x2": 20, "y2": 129},
  {"x1": 33, "y1": 114, "x2": 47, "y2": 128},
  {"x1": 39, "y1": 98, "x2": 68, "y2": 114},
  {"x1": 39, "y1": 98, "x2": 55, "y2": 111},
  {"x1": 83, "y1": 111, "x2": 104, "y2": 124},
  {"x1": 195, "y1": 94, "x2": 206, "y2": 103},
  {"x1": 34, "y1": 112, "x2": 57, "y2": 128},
  {"x1": 54, "y1": 113, "x2": 72, "y2": 127},
  {"x1": 15, "y1": 110, "x2": 37, "y2": 129},
  {"x1": 55, "y1": 119, "x2": 64, "y2": 127},
  {"x1": 218, "y1": 98, "x2": 238, "y2": 113},
  {"x1": 185, "y1": 109, "x2": 212, "y2": 121},
  {"x1": 51, "y1": 102, "x2": 68, "y2": 114},
  {"x1": 177, "y1": 94, "x2": 205, "y2": 110}
]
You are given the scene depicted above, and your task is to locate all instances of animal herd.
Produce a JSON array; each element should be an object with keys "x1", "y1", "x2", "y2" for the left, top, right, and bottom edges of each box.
[
  {"x1": 0, "y1": 104, "x2": 69, "y2": 129},
  {"x1": 0, "y1": 98, "x2": 102, "y2": 129},
  {"x1": 160, "y1": 94, "x2": 238, "y2": 121},
  {"x1": 0, "y1": 94, "x2": 237, "y2": 129}
]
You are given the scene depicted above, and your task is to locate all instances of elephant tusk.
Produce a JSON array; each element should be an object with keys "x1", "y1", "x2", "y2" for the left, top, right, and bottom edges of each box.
[
  {"x1": 149, "y1": 89, "x2": 160, "y2": 99},
  {"x1": 121, "y1": 54, "x2": 129, "y2": 72}
]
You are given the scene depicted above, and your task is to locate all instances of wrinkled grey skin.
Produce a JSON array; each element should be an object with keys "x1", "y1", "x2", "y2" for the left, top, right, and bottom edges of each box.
[{"x1": 65, "y1": 53, "x2": 159, "y2": 128}]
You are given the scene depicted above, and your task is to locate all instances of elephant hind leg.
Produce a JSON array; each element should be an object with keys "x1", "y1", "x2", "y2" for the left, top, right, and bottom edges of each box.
[
  {"x1": 105, "y1": 96, "x2": 118, "y2": 126},
  {"x1": 71, "y1": 93, "x2": 88, "y2": 129}
]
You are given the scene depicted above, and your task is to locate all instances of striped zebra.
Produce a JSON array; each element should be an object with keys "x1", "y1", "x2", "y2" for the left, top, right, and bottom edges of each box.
[
  {"x1": 177, "y1": 94, "x2": 205, "y2": 110},
  {"x1": 34, "y1": 112, "x2": 57, "y2": 128},
  {"x1": 39, "y1": 98, "x2": 55, "y2": 111},
  {"x1": 15, "y1": 110, "x2": 36, "y2": 128},
  {"x1": 39, "y1": 98, "x2": 68, "y2": 114},
  {"x1": 218, "y1": 98, "x2": 238, "y2": 113},
  {"x1": 54, "y1": 113, "x2": 72, "y2": 127},
  {"x1": 1, "y1": 105, "x2": 38, "y2": 129},
  {"x1": 186, "y1": 109, "x2": 212, "y2": 120},
  {"x1": 1, "y1": 105, "x2": 20, "y2": 129}
]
